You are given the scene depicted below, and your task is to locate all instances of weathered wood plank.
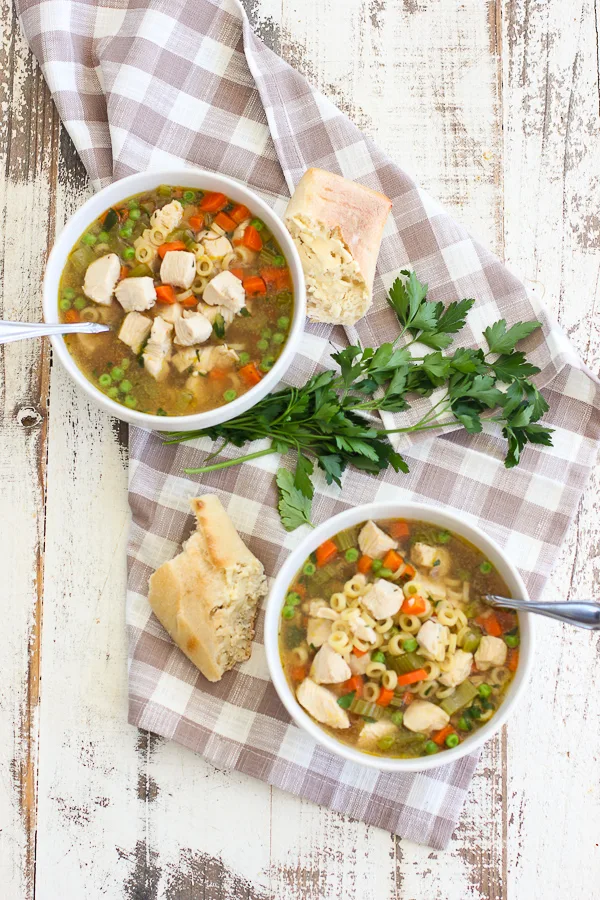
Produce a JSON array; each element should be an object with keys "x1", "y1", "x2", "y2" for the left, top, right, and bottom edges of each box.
[{"x1": 0, "y1": 2, "x2": 58, "y2": 895}]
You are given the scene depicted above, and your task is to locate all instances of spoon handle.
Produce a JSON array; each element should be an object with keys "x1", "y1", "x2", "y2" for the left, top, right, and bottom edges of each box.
[
  {"x1": 0, "y1": 320, "x2": 109, "y2": 345},
  {"x1": 486, "y1": 595, "x2": 600, "y2": 630}
]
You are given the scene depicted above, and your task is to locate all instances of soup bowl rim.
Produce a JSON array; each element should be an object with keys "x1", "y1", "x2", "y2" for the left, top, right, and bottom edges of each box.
[
  {"x1": 42, "y1": 168, "x2": 306, "y2": 430},
  {"x1": 264, "y1": 500, "x2": 534, "y2": 773}
]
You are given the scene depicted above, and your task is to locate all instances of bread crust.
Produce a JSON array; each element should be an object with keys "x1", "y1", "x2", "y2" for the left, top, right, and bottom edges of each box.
[{"x1": 147, "y1": 495, "x2": 267, "y2": 682}]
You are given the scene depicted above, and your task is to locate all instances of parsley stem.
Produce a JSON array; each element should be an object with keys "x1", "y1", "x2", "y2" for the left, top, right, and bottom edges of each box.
[
  {"x1": 380, "y1": 419, "x2": 459, "y2": 435},
  {"x1": 184, "y1": 447, "x2": 279, "y2": 474}
]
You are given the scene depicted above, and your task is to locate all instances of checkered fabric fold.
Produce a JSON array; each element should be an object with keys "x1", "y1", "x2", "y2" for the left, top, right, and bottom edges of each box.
[{"x1": 18, "y1": 0, "x2": 600, "y2": 848}]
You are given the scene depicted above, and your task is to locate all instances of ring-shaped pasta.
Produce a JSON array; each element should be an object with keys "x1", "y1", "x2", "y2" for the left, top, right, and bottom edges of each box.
[
  {"x1": 372, "y1": 632, "x2": 385, "y2": 649},
  {"x1": 416, "y1": 679, "x2": 437, "y2": 697},
  {"x1": 290, "y1": 646, "x2": 308, "y2": 665},
  {"x1": 360, "y1": 611, "x2": 376, "y2": 629},
  {"x1": 344, "y1": 574, "x2": 366, "y2": 598},
  {"x1": 330, "y1": 592, "x2": 347, "y2": 613},
  {"x1": 363, "y1": 682, "x2": 380, "y2": 703},
  {"x1": 328, "y1": 631, "x2": 349, "y2": 653},
  {"x1": 381, "y1": 670, "x2": 398, "y2": 691},
  {"x1": 462, "y1": 582, "x2": 471, "y2": 603},
  {"x1": 403, "y1": 580, "x2": 420, "y2": 598},
  {"x1": 352, "y1": 637, "x2": 371, "y2": 653},
  {"x1": 437, "y1": 602, "x2": 460, "y2": 628},
  {"x1": 149, "y1": 225, "x2": 170, "y2": 246},
  {"x1": 456, "y1": 624, "x2": 470, "y2": 647},
  {"x1": 423, "y1": 661, "x2": 441, "y2": 681},
  {"x1": 196, "y1": 255, "x2": 214, "y2": 277},
  {"x1": 398, "y1": 614, "x2": 421, "y2": 634},
  {"x1": 479, "y1": 708, "x2": 494, "y2": 722},
  {"x1": 80, "y1": 306, "x2": 100, "y2": 322},
  {"x1": 490, "y1": 666, "x2": 510, "y2": 685},
  {"x1": 447, "y1": 633, "x2": 457, "y2": 655},
  {"x1": 375, "y1": 617, "x2": 394, "y2": 634},
  {"x1": 191, "y1": 276, "x2": 209, "y2": 296},
  {"x1": 365, "y1": 661, "x2": 386, "y2": 679},
  {"x1": 387, "y1": 634, "x2": 404, "y2": 656},
  {"x1": 234, "y1": 245, "x2": 258, "y2": 265},
  {"x1": 455, "y1": 609, "x2": 468, "y2": 629},
  {"x1": 340, "y1": 607, "x2": 358, "y2": 622},
  {"x1": 436, "y1": 684, "x2": 455, "y2": 699},
  {"x1": 134, "y1": 240, "x2": 157, "y2": 264}
]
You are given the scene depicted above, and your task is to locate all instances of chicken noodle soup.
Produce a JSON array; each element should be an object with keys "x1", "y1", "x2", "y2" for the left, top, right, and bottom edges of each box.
[
  {"x1": 279, "y1": 519, "x2": 519, "y2": 759},
  {"x1": 58, "y1": 185, "x2": 294, "y2": 416}
]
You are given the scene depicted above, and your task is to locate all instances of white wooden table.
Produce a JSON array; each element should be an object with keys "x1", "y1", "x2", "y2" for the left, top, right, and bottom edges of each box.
[{"x1": 2, "y1": 1, "x2": 600, "y2": 897}]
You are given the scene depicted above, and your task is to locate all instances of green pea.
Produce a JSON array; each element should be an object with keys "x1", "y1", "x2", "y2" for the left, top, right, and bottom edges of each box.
[
  {"x1": 458, "y1": 716, "x2": 472, "y2": 732},
  {"x1": 424, "y1": 741, "x2": 439, "y2": 755},
  {"x1": 73, "y1": 296, "x2": 87, "y2": 310},
  {"x1": 371, "y1": 559, "x2": 383, "y2": 573},
  {"x1": 273, "y1": 255, "x2": 286, "y2": 267},
  {"x1": 371, "y1": 650, "x2": 386, "y2": 664},
  {"x1": 99, "y1": 373, "x2": 112, "y2": 387},
  {"x1": 303, "y1": 562, "x2": 316, "y2": 576},
  {"x1": 250, "y1": 218, "x2": 264, "y2": 231},
  {"x1": 377, "y1": 735, "x2": 395, "y2": 752},
  {"x1": 480, "y1": 560, "x2": 493, "y2": 574},
  {"x1": 379, "y1": 567, "x2": 393, "y2": 578},
  {"x1": 156, "y1": 408, "x2": 167, "y2": 416},
  {"x1": 128, "y1": 207, "x2": 141, "y2": 220},
  {"x1": 281, "y1": 606, "x2": 295, "y2": 620},
  {"x1": 121, "y1": 358, "x2": 130, "y2": 370},
  {"x1": 260, "y1": 357, "x2": 275, "y2": 372},
  {"x1": 257, "y1": 339, "x2": 269, "y2": 351},
  {"x1": 111, "y1": 366, "x2": 124, "y2": 381},
  {"x1": 277, "y1": 316, "x2": 290, "y2": 329},
  {"x1": 345, "y1": 548, "x2": 359, "y2": 562},
  {"x1": 223, "y1": 389, "x2": 237, "y2": 402},
  {"x1": 127, "y1": 199, "x2": 139, "y2": 209},
  {"x1": 124, "y1": 395, "x2": 137, "y2": 408},
  {"x1": 183, "y1": 190, "x2": 196, "y2": 202},
  {"x1": 436, "y1": 531, "x2": 451, "y2": 544},
  {"x1": 119, "y1": 226, "x2": 133, "y2": 239},
  {"x1": 261, "y1": 328, "x2": 272, "y2": 339},
  {"x1": 402, "y1": 638, "x2": 418, "y2": 653},
  {"x1": 286, "y1": 592, "x2": 301, "y2": 606},
  {"x1": 119, "y1": 379, "x2": 133, "y2": 394},
  {"x1": 445, "y1": 733, "x2": 460, "y2": 749},
  {"x1": 478, "y1": 683, "x2": 492, "y2": 699},
  {"x1": 504, "y1": 633, "x2": 519, "y2": 648},
  {"x1": 271, "y1": 332, "x2": 285, "y2": 344},
  {"x1": 62, "y1": 287, "x2": 76, "y2": 300},
  {"x1": 107, "y1": 386, "x2": 119, "y2": 399},
  {"x1": 157, "y1": 185, "x2": 172, "y2": 196},
  {"x1": 82, "y1": 233, "x2": 97, "y2": 246},
  {"x1": 390, "y1": 710, "x2": 404, "y2": 727},
  {"x1": 237, "y1": 351, "x2": 250, "y2": 366},
  {"x1": 98, "y1": 231, "x2": 109, "y2": 243},
  {"x1": 59, "y1": 298, "x2": 72, "y2": 311},
  {"x1": 123, "y1": 247, "x2": 136, "y2": 260}
]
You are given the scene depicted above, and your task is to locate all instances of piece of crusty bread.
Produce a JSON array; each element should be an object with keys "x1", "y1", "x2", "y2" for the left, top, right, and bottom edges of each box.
[
  {"x1": 147, "y1": 495, "x2": 267, "y2": 682},
  {"x1": 285, "y1": 168, "x2": 392, "y2": 325}
]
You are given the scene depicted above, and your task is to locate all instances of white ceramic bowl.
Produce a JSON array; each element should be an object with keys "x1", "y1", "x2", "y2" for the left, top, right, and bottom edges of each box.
[
  {"x1": 265, "y1": 501, "x2": 534, "y2": 773},
  {"x1": 42, "y1": 169, "x2": 305, "y2": 430}
]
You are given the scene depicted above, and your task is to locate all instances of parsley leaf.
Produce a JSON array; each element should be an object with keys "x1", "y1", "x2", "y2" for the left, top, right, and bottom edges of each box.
[
  {"x1": 276, "y1": 468, "x2": 314, "y2": 531},
  {"x1": 484, "y1": 319, "x2": 542, "y2": 355}
]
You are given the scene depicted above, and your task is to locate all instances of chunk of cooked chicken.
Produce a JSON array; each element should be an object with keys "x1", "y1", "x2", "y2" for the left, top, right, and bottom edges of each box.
[
  {"x1": 358, "y1": 520, "x2": 398, "y2": 559},
  {"x1": 403, "y1": 700, "x2": 450, "y2": 734},
  {"x1": 115, "y1": 275, "x2": 157, "y2": 312},
  {"x1": 306, "y1": 617, "x2": 332, "y2": 649},
  {"x1": 195, "y1": 344, "x2": 239, "y2": 374},
  {"x1": 83, "y1": 253, "x2": 120, "y2": 305},
  {"x1": 159, "y1": 301, "x2": 183, "y2": 324},
  {"x1": 413, "y1": 575, "x2": 447, "y2": 602},
  {"x1": 160, "y1": 250, "x2": 196, "y2": 289},
  {"x1": 202, "y1": 270, "x2": 246, "y2": 313},
  {"x1": 172, "y1": 347, "x2": 198, "y2": 373},
  {"x1": 474, "y1": 635, "x2": 507, "y2": 671},
  {"x1": 360, "y1": 579, "x2": 403, "y2": 620},
  {"x1": 347, "y1": 613, "x2": 376, "y2": 644},
  {"x1": 296, "y1": 678, "x2": 350, "y2": 729},
  {"x1": 118, "y1": 311, "x2": 152, "y2": 354},
  {"x1": 150, "y1": 199, "x2": 183, "y2": 231},
  {"x1": 416, "y1": 620, "x2": 448, "y2": 662},
  {"x1": 143, "y1": 316, "x2": 173, "y2": 380},
  {"x1": 357, "y1": 718, "x2": 398, "y2": 750},
  {"x1": 411, "y1": 542, "x2": 439, "y2": 568},
  {"x1": 197, "y1": 301, "x2": 235, "y2": 327},
  {"x1": 439, "y1": 649, "x2": 473, "y2": 687},
  {"x1": 203, "y1": 234, "x2": 233, "y2": 261},
  {"x1": 174, "y1": 311, "x2": 212, "y2": 346},
  {"x1": 348, "y1": 652, "x2": 371, "y2": 676},
  {"x1": 310, "y1": 643, "x2": 352, "y2": 684}
]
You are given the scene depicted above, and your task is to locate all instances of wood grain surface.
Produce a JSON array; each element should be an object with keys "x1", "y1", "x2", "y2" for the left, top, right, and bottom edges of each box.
[{"x1": 1, "y1": 1, "x2": 599, "y2": 898}]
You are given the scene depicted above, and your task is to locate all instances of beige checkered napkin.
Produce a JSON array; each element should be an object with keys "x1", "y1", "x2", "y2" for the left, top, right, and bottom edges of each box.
[{"x1": 18, "y1": 0, "x2": 600, "y2": 849}]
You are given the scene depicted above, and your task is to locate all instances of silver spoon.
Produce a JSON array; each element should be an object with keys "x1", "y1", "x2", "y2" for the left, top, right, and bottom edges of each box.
[
  {"x1": 0, "y1": 320, "x2": 110, "y2": 345},
  {"x1": 485, "y1": 594, "x2": 600, "y2": 630}
]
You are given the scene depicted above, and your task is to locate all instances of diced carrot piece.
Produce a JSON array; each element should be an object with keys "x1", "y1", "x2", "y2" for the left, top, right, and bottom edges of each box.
[
  {"x1": 180, "y1": 295, "x2": 198, "y2": 308},
  {"x1": 315, "y1": 539, "x2": 338, "y2": 568},
  {"x1": 230, "y1": 204, "x2": 251, "y2": 224},
  {"x1": 199, "y1": 192, "x2": 228, "y2": 213},
  {"x1": 403, "y1": 564, "x2": 416, "y2": 579},
  {"x1": 157, "y1": 240, "x2": 187, "y2": 259},
  {"x1": 290, "y1": 665, "x2": 307, "y2": 682},
  {"x1": 352, "y1": 647, "x2": 368, "y2": 658},
  {"x1": 397, "y1": 668, "x2": 428, "y2": 687},
  {"x1": 475, "y1": 613, "x2": 503, "y2": 638},
  {"x1": 291, "y1": 583, "x2": 306, "y2": 598},
  {"x1": 156, "y1": 284, "x2": 177, "y2": 304},
  {"x1": 188, "y1": 214, "x2": 204, "y2": 231},
  {"x1": 402, "y1": 691, "x2": 415, "y2": 706},
  {"x1": 357, "y1": 555, "x2": 373, "y2": 574},
  {"x1": 376, "y1": 688, "x2": 394, "y2": 707},
  {"x1": 495, "y1": 610, "x2": 517, "y2": 633},
  {"x1": 64, "y1": 309, "x2": 79, "y2": 323},
  {"x1": 383, "y1": 549, "x2": 404, "y2": 572},
  {"x1": 343, "y1": 675, "x2": 364, "y2": 698},
  {"x1": 432, "y1": 724, "x2": 455, "y2": 746},
  {"x1": 230, "y1": 268, "x2": 244, "y2": 281},
  {"x1": 507, "y1": 648, "x2": 519, "y2": 672},
  {"x1": 239, "y1": 362, "x2": 263, "y2": 387},
  {"x1": 119, "y1": 266, "x2": 129, "y2": 280},
  {"x1": 242, "y1": 224, "x2": 263, "y2": 252},
  {"x1": 389, "y1": 521, "x2": 410, "y2": 539},
  {"x1": 214, "y1": 211, "x2": 237, "y2": 232},
  {"x1": 401, "y1": 595, "x2": 427, "y2": 616},
  {"x1": 208, "y1": 368, "x2": 228, "y2": 380},
  {"x1": 242, "y1": 276, "x2": 267, "y2": 296}
]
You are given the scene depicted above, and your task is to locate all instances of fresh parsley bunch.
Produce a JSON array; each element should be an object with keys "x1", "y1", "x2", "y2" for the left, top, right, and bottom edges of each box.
[{"x1": 165, "y1": 271, "x2": 553, "y2": 530}]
